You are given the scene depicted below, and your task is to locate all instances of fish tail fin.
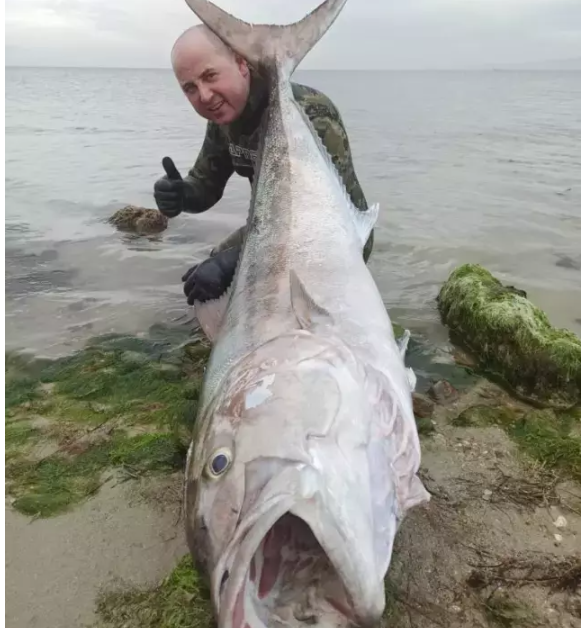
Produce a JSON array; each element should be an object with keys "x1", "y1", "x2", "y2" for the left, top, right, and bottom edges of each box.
[{"x1": 182, "y1": 0, "x2": 348, "y2": 78}]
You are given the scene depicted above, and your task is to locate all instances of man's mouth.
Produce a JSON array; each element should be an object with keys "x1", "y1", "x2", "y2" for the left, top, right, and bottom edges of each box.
[
  {"x1": 208, "y1": 100, "x2": 225, "y2": 113},
  {"x1": 214, "y1": 506, "x2": 381, "y2": 628}
]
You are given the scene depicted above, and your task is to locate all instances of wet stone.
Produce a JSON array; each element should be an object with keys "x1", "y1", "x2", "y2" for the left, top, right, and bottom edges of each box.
[
  {"x1": 428, "y1": 379, "x2": 460, "y2": 405},
  {"x1": 412, "y1": 393, "x2": 435, "y2": 419}
]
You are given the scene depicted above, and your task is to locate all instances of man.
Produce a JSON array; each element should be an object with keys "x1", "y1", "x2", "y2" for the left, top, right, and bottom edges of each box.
[{"x1": 154, "y1": 25, "x2": 373, "y2": 306}]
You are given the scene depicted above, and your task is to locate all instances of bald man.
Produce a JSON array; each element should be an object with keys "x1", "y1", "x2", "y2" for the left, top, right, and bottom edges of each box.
[{"x1": 154, "y1": 25, "x2": 373, "y2": 306}]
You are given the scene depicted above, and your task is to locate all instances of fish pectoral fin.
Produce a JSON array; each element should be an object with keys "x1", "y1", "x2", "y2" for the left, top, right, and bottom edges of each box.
[
  {"x1": 193, "y1": 290, "x2": 231, "y2": 343},
  {"x1": 396, "y1": 329, "x2": 411, "y2": 358},
  {"x1": 396, "y1": 329, "x2": 417, "y2": 391},
  {"x1": 289, "y1": 269, "x2": 333, "y2": 330},
  {"x1": 406, "y1": 367, "x2": 417, "y2": 392},
  {"x1": 354, "y1": 202, "x2": 379, "y2": 248}
]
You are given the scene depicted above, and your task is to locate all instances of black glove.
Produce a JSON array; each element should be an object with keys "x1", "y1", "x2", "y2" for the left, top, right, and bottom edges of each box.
[
  {"x1": 182, "y1": 245, "x2": 241, "y2": 305},
  {"x1": 154, "y1": 157, "x2": 197, "y2": 218}
]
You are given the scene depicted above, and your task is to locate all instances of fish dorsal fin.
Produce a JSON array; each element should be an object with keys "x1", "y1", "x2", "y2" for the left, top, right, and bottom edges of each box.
[{"x1": 289, "y1": 270, "x2": 332, "y2": 330}]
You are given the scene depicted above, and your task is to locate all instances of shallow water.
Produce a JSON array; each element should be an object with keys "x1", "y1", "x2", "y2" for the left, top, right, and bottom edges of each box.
[{"x1": 5, "y1": 67, "x2": 581, "y2": 356}]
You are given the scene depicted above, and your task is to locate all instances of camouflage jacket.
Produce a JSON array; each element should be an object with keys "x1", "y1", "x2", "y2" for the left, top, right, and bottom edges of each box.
[{"x1": 185, "y1": 72, "x2": 373, "y2": 261}]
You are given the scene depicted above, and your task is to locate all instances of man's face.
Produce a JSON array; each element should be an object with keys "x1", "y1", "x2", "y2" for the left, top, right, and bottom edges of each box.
[{"x1": 173, "y1": 39, "x2": 251, "y2": 125}]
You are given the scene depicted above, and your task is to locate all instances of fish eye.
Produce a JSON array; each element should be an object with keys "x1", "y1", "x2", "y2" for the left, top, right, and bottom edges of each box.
[{"x1": 205, "y1": 448, "x2": 232, "y2": 479}]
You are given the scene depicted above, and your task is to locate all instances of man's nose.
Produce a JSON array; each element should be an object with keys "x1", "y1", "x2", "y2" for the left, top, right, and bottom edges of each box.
[{"x1": 198, "y1": 83, "x2": 213, "y2": 103}]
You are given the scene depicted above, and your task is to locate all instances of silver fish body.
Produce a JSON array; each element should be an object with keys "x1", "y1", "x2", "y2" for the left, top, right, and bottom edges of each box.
[{"x1": 182, "y1": 1, "x2": 430, "y2": 626}]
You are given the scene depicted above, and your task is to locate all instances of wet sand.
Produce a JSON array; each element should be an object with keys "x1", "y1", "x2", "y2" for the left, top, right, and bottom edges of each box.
[{"x1": 6, "y1": 476, "x2": 187, "y2": 628}]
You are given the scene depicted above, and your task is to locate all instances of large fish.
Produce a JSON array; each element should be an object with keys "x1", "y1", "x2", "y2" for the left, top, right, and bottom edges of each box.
[{"x1": 182, "y1": 0, "x2": 430, "y2": 626}]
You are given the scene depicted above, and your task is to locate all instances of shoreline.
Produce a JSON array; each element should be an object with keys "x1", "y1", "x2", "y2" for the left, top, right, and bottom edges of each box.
[{"x1": 5, "y1": 305, "x2": 580, "y2": 628}]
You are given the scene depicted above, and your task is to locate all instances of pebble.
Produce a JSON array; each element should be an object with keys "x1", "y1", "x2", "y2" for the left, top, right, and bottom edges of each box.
[
  {"x1": 554, "y1": 533, "x2": 563, "y2": 545},
  {"x1": 482, "y1": 489, "x2": 493, "y2": 501},
  {"x1": 553, "y1": 516, "x2": 568, "y2": 528},
  {"x1": 433, "y1": 433, "x2": 447, "y2": 446}
]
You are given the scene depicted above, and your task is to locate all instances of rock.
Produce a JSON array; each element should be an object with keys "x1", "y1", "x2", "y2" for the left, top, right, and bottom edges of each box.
[
  {"x1": 108, "y1": 205, "x2": 168, "y2": 235},
  {"x1": 437, "y1": 263, "x2": 581, "y2": 408},
  {"x1": 412, "y1": 393, "x2": 435, "y2": 418},
  {"x1": 554, "y1": 533, "x2": 563, "y2": 545},
  {"x1": 553, "y1": 515, "x2": 568, "y2": 528},
  {"x1": 452, "y1": 347, "x2": 477, "y2": 368},
  {"x1": 451, "y1": 404, "x2": 522, "y2": 428},
  {"x1": 433, "y1": 433, "x2": 447, "y2": 446},
  {"x1": 482, "y1": 489, "x2": 492, "y2": 501},
  {"x1": 428, "y1": 379, "x2": 459, "y2": 405}
]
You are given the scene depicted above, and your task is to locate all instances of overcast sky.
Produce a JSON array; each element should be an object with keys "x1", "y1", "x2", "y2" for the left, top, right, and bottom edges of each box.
[{"x1": 5, "y1": 0, "x2": 581, "y2": 70}]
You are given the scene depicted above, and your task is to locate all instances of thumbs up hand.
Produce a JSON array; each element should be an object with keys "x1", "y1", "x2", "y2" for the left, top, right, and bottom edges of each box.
[{"x1": 153, "y1": 157, "x2": 196, "y2": 218}]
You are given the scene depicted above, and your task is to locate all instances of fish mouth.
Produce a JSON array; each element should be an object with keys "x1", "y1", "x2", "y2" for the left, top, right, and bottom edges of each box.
[{"x1": 214, "y1": 498, "x2": 383, "y2": 628}]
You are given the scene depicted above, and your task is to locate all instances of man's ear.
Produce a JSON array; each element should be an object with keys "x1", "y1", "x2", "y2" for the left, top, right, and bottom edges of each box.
[{"x1": 235, "y1": 54, "x2": 250, "y2": 76}]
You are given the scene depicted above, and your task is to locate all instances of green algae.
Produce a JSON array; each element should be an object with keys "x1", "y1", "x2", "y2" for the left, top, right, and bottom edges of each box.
[
  {"x1": 5, "y1": 325, "x2": 211, "y2": 517},
  {"x1": 415, "y1": 416, "x2": 436, "y2": 437},
  {"x1": 483, "y1": 591, "x2": 536, "y2": 628},
  {"x1": 437, "y1": 264, "x2": 580, "y2": 408},
  {"x1": 7, "y1": 432, "x2": 187, "y2": 518},
  {"x1": 95, "y1": 555, "x2": 212, "y2": 628},
  {"x1": 453, "y1": 405, "x2": 580, "y2": 479},
  {"x1": 6, "y1": 352, "x2": 49, "y2": 409},
  {"x1": 94, "y1": 556, "x2": 406, "y2": 628}
]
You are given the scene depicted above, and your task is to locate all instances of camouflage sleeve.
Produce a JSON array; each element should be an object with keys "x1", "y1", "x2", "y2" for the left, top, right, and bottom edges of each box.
[
  {"x1": 309, "y1": 103, "x2": 374, "y2": 262},
  {"x1": 184, "y1": 122, "x2": 235, "y2": 213}
]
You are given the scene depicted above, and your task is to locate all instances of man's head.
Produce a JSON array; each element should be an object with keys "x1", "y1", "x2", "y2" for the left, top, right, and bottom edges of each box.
[{"x1": 171, "y1": 25, "x2": 251, "y2": 125}]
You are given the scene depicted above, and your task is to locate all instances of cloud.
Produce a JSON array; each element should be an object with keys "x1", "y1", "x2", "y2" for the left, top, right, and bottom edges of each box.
[{"x1": 5, "y1": 0, "x2": 581, "y2": 69}]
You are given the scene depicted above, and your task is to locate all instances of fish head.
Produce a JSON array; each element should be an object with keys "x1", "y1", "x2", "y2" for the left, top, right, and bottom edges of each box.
[{"x1": 185, "y1": 329, "x2": 418, "y2": 628}]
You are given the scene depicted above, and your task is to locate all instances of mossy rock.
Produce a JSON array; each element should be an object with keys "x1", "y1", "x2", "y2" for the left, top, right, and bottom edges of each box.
[
  {"x1": 437, "y1": 264, "x2": 580, "y2": 408},
  {"x1": 108, "y1": 205, "x2": 168, "y2": 235}
]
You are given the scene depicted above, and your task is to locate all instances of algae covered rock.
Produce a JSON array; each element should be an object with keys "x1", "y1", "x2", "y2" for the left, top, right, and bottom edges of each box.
[
  {"x1": 108, "y1": 205, "x2": 168, "y2": 235},
  {"x1": 437, "y1": 264, "x2": 580, "y2": 408}
]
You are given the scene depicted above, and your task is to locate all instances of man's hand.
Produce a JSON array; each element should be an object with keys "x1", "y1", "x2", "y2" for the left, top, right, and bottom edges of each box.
[
  {"x1": 181, "y1": 246, "x2": 240, "y2": 306},
  {"x1": 153, "y1": 157, "x2": 197, "y2": 218}
]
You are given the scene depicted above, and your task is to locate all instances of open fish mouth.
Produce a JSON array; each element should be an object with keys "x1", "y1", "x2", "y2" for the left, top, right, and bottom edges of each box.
[{"x1": 218, "y1": 509, "x2": 361, "y2": 628}]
